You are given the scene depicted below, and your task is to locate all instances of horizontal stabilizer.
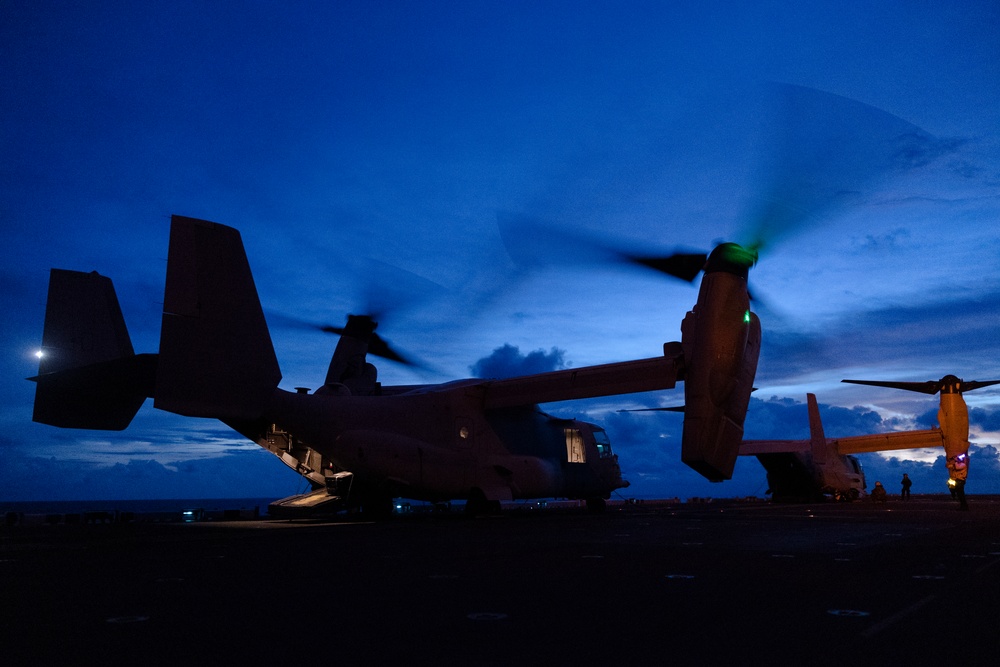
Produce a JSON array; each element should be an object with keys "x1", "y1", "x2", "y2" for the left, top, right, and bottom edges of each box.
[
  {"x1": 739, "y1": 395, "x2": 822, "y2": 457},
  {"x1": 32, "y1": 355, "x2": 157, "y2": 430},
  {"x1": 154, "y1": 216, "x2": 281, "y2": 420}
]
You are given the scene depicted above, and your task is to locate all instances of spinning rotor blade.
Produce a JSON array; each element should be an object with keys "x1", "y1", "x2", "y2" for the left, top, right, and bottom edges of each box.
[
  {"x1": 318, "y1": 316, "x2": 418, "y2": 368},
  {"x1": 842, "y1": 379, "x2": 942, "y2": 395},
  {"x1": 964, "y1": 380, "x2": 1000, "y2": 392},
  {"x1": 628, "y1": 253, "x2": 707, "y2": 283},
  {"x1": 353, "y1": 260, "x2": 447, "y2": 325},
  {"x1": 843, "y1": 377, "x2": 1000, "y2": 395},
  {"x1": 499, "y1": 84, "x2": 957, "y2": 317},
  {"x1": 741, "y1": 83, "x2": 946, "y2": 254},
  {"x1": 272, "y1": 312, "x2": 423, "y2": 368},
  {"x1": 498, "y1": 213, "x2": 710, "y2": 283},
  {"x1": 271, "y1": 261, "x2": 446, "y2": 371}
]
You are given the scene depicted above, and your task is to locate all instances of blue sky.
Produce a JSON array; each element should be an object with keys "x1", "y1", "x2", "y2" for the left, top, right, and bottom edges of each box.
[{"x1": 2, "y1": 1, "x2": 999, "y2": 502}]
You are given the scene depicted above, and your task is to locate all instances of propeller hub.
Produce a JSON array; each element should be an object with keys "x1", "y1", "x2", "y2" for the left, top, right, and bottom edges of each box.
[
  {"x1": 940, "y1": 375, "x2": 963, "y2": 394},
  {"x1": 343, "y1": 314, "x2": 378, "y2": 338},
  {"x1": 704, "y1": 243, "x2": 757, "y2": 279}
]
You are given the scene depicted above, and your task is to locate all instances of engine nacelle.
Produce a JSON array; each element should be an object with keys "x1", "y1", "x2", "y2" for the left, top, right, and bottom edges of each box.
[
  {"x1": 680, "y1": 244, "x2": 760, "y2": 481},
  {"x1": 940, "y1": 388, "x2": 970, "y2": 482}
]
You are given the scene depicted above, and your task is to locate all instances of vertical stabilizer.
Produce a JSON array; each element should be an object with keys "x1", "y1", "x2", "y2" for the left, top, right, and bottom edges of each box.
[
  {"x1": 38, "y1": 269, "x2": 134, "y2": 372},
  {"x1": 154, "y1": 216, "x2": 281, "y2": 419},
  {"x1": 32, "y1": 269, "x2": 153, "y2": 430},
  {"x1": 806, "y1": 393, "x2": 828, "y2": 464}
]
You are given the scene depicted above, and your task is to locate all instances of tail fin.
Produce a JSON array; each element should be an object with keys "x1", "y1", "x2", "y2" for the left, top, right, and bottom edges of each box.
[
  {"x1": 806, "y1": 393, "x2": 828, "y2": 464},
  {"x1": 153, "y1": 216, "x2": 281, "y2": 420},
  {"x1": 31, "y1": 269, "x2": 154, "y2": 430}
]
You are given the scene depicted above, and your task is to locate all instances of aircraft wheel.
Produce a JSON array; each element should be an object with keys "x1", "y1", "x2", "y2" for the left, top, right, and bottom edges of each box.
[
  {"x1": 586, "y1": 497, "x2": 606, "y2": 514},
  {"x1": 464, "y1": 489, "x2": 501, "y2": 516},
  {"x1": 361, "y1": 494, "x2": 394, "y2": 520},
  {"x1": 464, "y1": 489, "x2": 488, "y2": 516}
]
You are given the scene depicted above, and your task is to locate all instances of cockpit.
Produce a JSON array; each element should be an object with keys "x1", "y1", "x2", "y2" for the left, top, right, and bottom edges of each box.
[{"x1": 593, "y1": 428, "x2": 614, "y2": 459}]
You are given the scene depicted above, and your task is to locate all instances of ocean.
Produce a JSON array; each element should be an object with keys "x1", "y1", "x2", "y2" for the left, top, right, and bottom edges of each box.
[{"x1": 0, "y1": 497, "x2": 279, "y2": 524}]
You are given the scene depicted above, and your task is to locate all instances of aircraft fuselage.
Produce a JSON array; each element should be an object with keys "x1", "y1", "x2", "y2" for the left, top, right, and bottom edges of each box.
[{"x1": 262, "y1": 383, "x2": 628, "y2": 505}]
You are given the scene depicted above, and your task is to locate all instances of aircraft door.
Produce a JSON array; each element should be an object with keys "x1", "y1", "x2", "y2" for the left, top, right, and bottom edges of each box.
[{"x1": 565, "y1": 428, "x2": 586, "y2": 463}]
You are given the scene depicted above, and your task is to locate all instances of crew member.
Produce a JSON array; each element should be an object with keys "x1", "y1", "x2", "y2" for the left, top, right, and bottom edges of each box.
[
  {"x1": 946, "y1": 453, "x2": 969, "y2": 511},
  {"x1": 871, "y1": 481, "x2": 887, "y2": 503}
]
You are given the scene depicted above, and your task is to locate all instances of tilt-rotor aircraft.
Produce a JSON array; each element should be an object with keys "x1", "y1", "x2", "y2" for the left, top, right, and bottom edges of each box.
[
  {"x1": 30, "y1": 215, "x2": 760, "y2": 516},
  {"x1": 838, "y1": 376, "x2": 999, "y2": 504},
  {"x1": 740, "y1": 394, "x2": 868, "y2": 502},
  {"x1": 28, "y1": 85, "x2": 940, "y2": 514},
  {"x1": 739, "y1": 377, "x2": 1000, "y2": 502}
]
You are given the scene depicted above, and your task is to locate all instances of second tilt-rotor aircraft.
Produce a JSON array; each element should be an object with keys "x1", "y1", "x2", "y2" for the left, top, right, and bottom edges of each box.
[
  {"x1": 740, "y1": 377, "x2": 999, "y2": 502},
  {"x1": 30, "y1": 215, "x2": 760, "y2": 516}
]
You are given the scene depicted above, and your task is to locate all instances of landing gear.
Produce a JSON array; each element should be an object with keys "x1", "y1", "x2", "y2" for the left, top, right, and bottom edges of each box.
[
  {"x1": 359, "y1": 492, "x2": 394, "y2": 520},
  {"x1": 832, "y1": 488, "x2": 860, "y2": 502},
  {"x1": 586, "y1": 497, "x2": 607, "y2": 514},
  {"x1": 464, "y1": 489, "x2": 501, "y2": 516}
]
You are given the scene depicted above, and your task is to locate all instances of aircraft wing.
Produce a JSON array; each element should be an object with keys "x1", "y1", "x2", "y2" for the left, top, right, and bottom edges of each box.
[
  {"x1": 833, "y1": 428, "x2": 945, "y2": 455},
  {"x1": 480, "y1": 342, "x2": 684, "y2": 409},
  {"x1": 740, "y1": 429, "x2": 947, "y2": 456}
]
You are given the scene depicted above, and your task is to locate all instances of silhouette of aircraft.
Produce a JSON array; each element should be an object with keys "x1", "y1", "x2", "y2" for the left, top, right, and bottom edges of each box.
[{"x1": 29, "y1": 215, "x2": 760, "y2": 515}]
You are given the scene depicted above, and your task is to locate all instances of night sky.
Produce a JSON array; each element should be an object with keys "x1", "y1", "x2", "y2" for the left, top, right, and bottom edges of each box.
[{"x1": 3, "y1": 1, "x2": 999, "y2": 502}]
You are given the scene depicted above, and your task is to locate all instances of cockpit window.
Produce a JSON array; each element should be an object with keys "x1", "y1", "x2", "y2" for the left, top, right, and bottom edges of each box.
[
  {"x1": 593, "y1": 429, "x2": 613, "y2": 459},
  {"x1": 848, "y1": 456, "x2": 862, "y2": 475}
]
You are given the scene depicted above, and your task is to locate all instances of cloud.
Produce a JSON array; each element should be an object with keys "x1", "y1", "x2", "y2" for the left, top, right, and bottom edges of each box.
[
  {"x1": 0, "y1": 448, "x2": 304, "y2": 502},
  {"x1": 855, "y1": 228, "x2": 911, "y2": 251},
  {"x1": 470, "y1": 343, "x2": 566, "y2": 379},
  {"x1": 971, "y1": 406, "x2": 1000, "y2": 433},
  {"x1": 0, "y1": 419, "x2": 305, "y2": 502},
  {"x1": 742, "y1": 395, "x2": 894, "y2": 439},
  {"x1": 597, "y1": 408, "x2": 769, "y2": 499},
  {"x1": 758, "y1": 287, "x2": 1000, "y2": 384},
  {"x1": 746, "y1": 394, "x2": 1000, "y2": 441},
  {"x1": 890, "y1": 132, "x2": 965, "y2": 171},
  {"x1": 863, "y1": 441, "x2": 1000, "y2": 495}
]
